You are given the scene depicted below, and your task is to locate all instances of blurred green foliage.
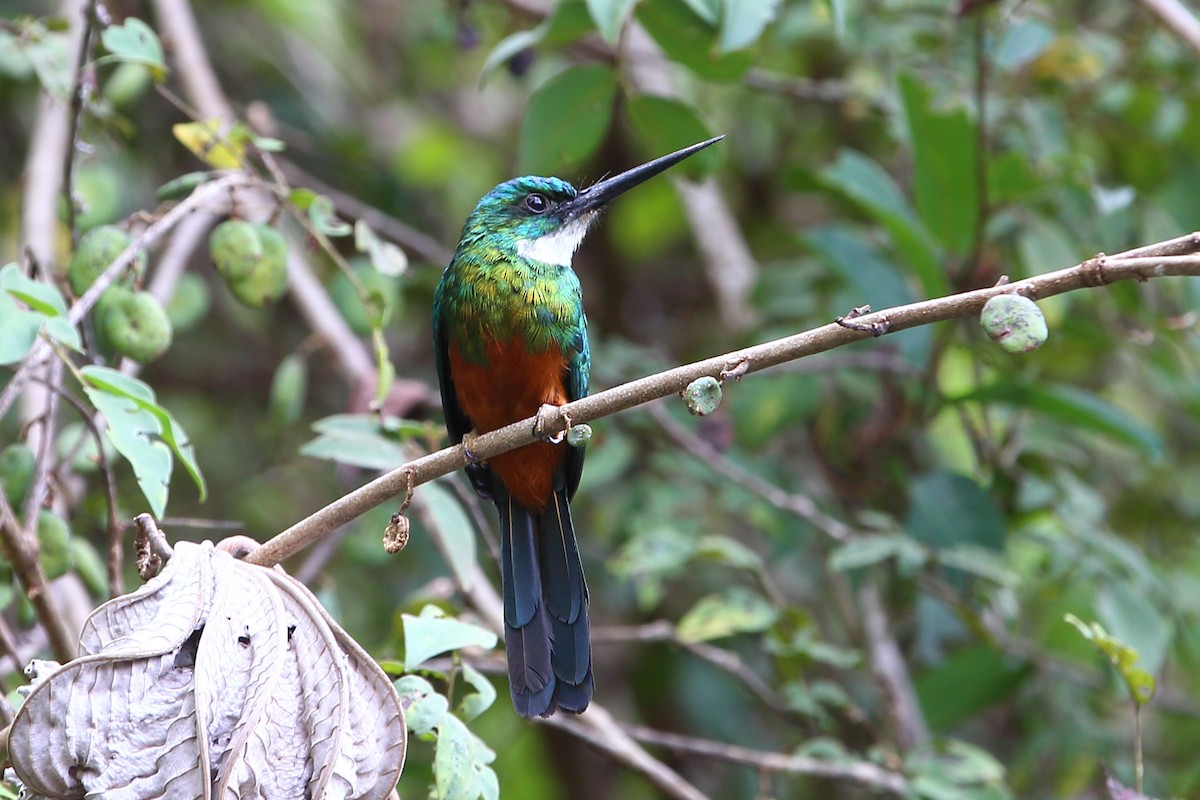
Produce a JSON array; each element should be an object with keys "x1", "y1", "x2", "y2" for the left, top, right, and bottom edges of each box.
[{"x1": 6, "y1": 0, "x2": 1200, "y2": 798}]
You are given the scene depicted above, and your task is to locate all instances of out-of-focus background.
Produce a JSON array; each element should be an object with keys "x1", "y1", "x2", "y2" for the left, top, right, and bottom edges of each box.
[{"x1": 6, "y1": 1, "x2": 1200, "y2": 797}]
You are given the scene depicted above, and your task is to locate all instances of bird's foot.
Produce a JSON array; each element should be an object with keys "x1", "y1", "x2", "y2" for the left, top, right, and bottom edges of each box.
[
  {"x1": 533, "y1": 404, "x2": 570, "y2": 444},
  {"x1": 462, "y1": 431, "x2": 483, "y2": 463}
]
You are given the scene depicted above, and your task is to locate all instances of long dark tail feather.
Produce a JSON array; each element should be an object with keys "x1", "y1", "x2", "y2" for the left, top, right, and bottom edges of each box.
[{"x1": 497, "y1": 484, "x2": 594, "y2": 718}]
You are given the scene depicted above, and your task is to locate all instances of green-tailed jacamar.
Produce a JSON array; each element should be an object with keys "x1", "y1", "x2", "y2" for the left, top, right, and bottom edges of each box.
[{"x1": 433, "y1": 136, "x2": 723, "y2": 717}]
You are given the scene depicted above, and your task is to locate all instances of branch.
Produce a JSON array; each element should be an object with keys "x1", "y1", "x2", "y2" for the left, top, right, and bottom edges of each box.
[
  {"x1": 621, "y1": 722, "x2": 910, "y2": 795},
  {"x1": 245, "y1": 234, "x2": 1200, "y2": 568},
  {"x1": 1137, "y1": 0, "x2": 1200, "y2": 57}
]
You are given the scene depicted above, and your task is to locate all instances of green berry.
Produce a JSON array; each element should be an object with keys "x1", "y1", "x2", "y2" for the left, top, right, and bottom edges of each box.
[
  {"x1": 0, "y1": 443, "x2": 35, "y2": 508},
  {"x1": 100, "y1": 288, "x2": 173, "y2": 363},
  {"x1": 981, "y1": 294, "x2": 1048, "y2": 354},
  {"x1": 36, "y1": 510, "x2": 72, "y2": 580},
  {"x1": 227, "y1": 226, "x2": 288, "y2": 308},
  {"x1": 566, "y1": 424, "x2": 592, "y2": 448},
  {"x1": 209, "y1": 219, "x2": 263, "y2": 281},
  {"x1": 683, "y1": 376, "x2": 723, "y2": 416},
  {"x1": 165, "y1": 272, "x2": 212, "y2": 332},
  {"x1": 67, "y1": 225, "x2": 146, "y2": 296}
]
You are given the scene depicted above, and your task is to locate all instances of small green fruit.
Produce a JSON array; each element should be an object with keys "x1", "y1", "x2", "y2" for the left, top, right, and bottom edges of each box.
[
  {"x1": 566, "y1": 424, "x2": 592, "y2": 448},
  {"x1": 269, "y1": 353, "x2": 307, "y2": 424},
  {"x1": 101, "y1": 288, "x2": 173, "y2": 363},
  {"x1": 683, "y1": 376, "x2": 723, "y2": 416},
  {"x1": 0, "y1": 443, "x2": 36, "y2": 508},
  {"x1": 70, "y1": 538, "x2": 108, "y2": 596},
  {"x1": 165, "y1": 272, "x2": 212, "y2": 332},
  {"x1": 210, "y1": 219, "x2": 263, "y2": 281},
  {"x1": 981, "y1": 294, "x2": 1048, "y2": 354},
  {"x1": 67, "y1": 225, "x2": 146, "y2": 296},
  {"x1": 227, "y1": 226, "x2": 288, "y2": 308},
  {"x1": 36, "y1": 510, "x2": 72, "y2": 580}
]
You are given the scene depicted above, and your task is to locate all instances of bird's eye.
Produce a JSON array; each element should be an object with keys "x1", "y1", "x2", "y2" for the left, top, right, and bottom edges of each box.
[{"x1": 524, "y1": 193, "x2": 549, "y2": 214}]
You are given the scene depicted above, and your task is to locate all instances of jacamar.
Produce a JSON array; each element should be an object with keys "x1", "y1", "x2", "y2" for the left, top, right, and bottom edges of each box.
[{"x1": 433, "y1": 136, "x2": 723, "y2": 717}]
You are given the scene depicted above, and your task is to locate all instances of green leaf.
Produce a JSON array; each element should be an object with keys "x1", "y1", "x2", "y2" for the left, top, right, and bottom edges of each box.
[
  {"x1": 1064, "y1": 614, "x2": 1158, "y2": 706},
  {"x1": 637, "y1": 0, "x2": 753, "y2": 81},
  {"x1": 936, "y1": 545, "x2": 1019, "y2": 586},
  {"x1": 0, "y1": 264, "x2": 81, "y2": 358},
  {"x1": 300, "y1": 414, "x2": 409, "y2": 469},
  {"x1": 435, "y1": 713, "x2": 499, "y2": 800},
  {"x1": 829, "y1": 533, "x2": 928, "y2": 573},
  {"x1": 308, "y1": 194, "x2": 351, "y2": 237},
  {"x1": 403, "y1": 605, "x2": 498, "y2": 671},
  {"x1": 819, "y1": 149, "x2": 945, "y2": 295},
  {"x1": 422, "y1": 481, "x2": 478, "y2": 591},
  {"x1": 0, "y1": 290, "x2": 42, "y2": 365},
  {"x1": 676, "y1": 587, "x2": 777, "y2": 642},
  {"x1": 949, "y1": 383, "x2": 1164, "y2": 460},
  {"x1": 458, "y1": 662, "x2": 497, "y2": 722},
  {"x1": 79, "y1": 366, "x2": 206, "y2": 516},
  {"x1": 155, "y1": 171, "x2": 210, "y2": 202},
  {"x1": 395, "y1": 674, "x2": 448, "y2": 736},
  {"x1": 805, "y1": 223, "x2": 932, "y2": 363},
  {"x1": 1017, "y1": 215, "x2": 1081, "y2": 277},
  {"x1": 899, "y1": 73, "x2": 979, "y2": 256},
  {"x1": 354, "y1": 220, "x2": 408, "y2": 277},
  {"x1": 480, "y1": 22, "x2": 549, "y2": 84},
  {"x1": 905, "y1": 471, "x2": 1006, "y2": 552},
  {"x1": 99, "y1": 18, "x2": 166, "y2": 80},
  {"x1": 518, "y1": 64, "x2": 617, "y2": 174},
  {"x1": 586, "y1": 0, "x2": 637, "y2": 44},
  {"x1": 719, "y1": 0, "x2": 780, "y2": 52},
  {"x1": 695, "y1": 534, "x2": 762, "y2": 571},
  {"x1": 994, "y1": 19, "x2": 1055, "y2": 72},
  {"x1": 626, "y1": 95, "x2": 719, "y2": 180},
  {"x1": 1096, "y1": 582, "x2": 1171, "y2": 679},
  {"x1": 915, "y1": 645, "x2": 1030, "y2": 731}
]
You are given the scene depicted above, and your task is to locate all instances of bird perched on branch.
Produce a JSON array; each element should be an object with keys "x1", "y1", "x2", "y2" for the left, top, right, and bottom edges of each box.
[{"x1": 433, "y1": 136, "x2": 724, "y2": 717}]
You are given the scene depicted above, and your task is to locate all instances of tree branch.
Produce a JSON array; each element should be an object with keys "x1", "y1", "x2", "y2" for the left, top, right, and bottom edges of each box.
[
  {"x1": 1137, "y1": 0, "x2": 1200, "y2": 57},
  {"x1": 245, "y1": 234, "x2": 1200, "y2": 569},
  {"x1": 620, "y1": 722, "x2": 910, "y2": 795}
]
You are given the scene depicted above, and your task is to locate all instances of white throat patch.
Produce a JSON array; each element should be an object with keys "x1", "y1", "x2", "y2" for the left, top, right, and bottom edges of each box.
[{"x1": 515, "y1": 216, "x2": 594, "y2": 267}]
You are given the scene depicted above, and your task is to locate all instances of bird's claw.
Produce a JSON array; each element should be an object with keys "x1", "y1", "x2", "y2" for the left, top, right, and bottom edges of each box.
[
  {"x1": 533, "y1": 404, "x2": 570, "y2": 444},
  {"x1": 462, "y1": 431, "x2": 483, "y2": 463}
]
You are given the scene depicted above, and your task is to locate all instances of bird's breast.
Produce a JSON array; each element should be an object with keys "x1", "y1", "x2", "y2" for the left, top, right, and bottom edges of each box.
[{"x1": 449, "y1": 337, "x2": 570, "y2": 508}]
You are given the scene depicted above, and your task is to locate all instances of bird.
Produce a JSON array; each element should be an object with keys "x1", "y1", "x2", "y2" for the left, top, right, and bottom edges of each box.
[{"x1": 433, "y1": 136, "x2": 724, "y2": 717}]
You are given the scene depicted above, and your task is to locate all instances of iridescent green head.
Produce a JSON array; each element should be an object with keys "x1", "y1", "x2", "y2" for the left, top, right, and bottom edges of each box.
[{"x1": 454, "y1": 136, "x2": 725, "y2": 267}]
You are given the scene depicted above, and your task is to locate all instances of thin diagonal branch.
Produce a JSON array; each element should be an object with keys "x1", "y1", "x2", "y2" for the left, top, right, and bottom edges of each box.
[{"x1": 245, "y1": 236, "x2": 1200, "y2": 569}]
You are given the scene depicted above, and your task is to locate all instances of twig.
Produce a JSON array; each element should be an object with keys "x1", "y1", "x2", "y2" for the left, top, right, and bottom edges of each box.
[
  {"x1": 592, "y1": 621, "x2": 796, "y2": 720},
  {"x1": 623, "y1": 23, "x2": 758, "y2": 331},
  {"x1": 244, "y1": 234, "x2": 1200, "y2": 568},
  {"x1": 646, "y1": 403, "x2": 856, "y2": 542},
  {"x1": 150, "y1": 0, "x2": 235, "y2": 120},
  {"x1": 0, "y1": 490, "x2": 77, "y2": 662},
  {"x1": 859, "y1": 580, "x2": 928, "y2": 753},
  {"x1": 620, "y1": 722, "x2": 910, "y2": 795},
  {"x1": 543, "y1": 708, "x2": 712, "y2": 800},
  {"x1": 61, "y1": 0, "x2": 100, "y2": 242},
  {"x1": 274, "y1": 158, "x2": 454, "y2": 265},
  {"x1": 1137, "y1": 0, "x2": 1200, "y2": 56}
]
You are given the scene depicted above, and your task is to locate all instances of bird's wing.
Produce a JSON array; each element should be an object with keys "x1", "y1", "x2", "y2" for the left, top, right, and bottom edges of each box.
[
  {"x1": 561, "y1": 322, "x2": 590, "y2": 501},
  {"x1": 433, "y1": 301, "x2": 494, "y2": 499}
]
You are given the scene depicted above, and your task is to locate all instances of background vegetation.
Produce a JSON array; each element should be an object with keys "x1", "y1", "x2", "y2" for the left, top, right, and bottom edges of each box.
[{"x1": 5, "y1": 0, "x2": 1200, "y2": 798}]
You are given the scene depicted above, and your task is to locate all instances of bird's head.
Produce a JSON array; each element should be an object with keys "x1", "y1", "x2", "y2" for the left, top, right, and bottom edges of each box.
[{"x1": 456, "y1": 136, "x2": 725, "y2": 267}]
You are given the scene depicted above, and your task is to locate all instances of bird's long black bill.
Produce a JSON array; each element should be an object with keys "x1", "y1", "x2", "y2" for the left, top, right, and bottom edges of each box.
[{"x1": 564, "y1": 135, "x2": 724, "y2": 218}]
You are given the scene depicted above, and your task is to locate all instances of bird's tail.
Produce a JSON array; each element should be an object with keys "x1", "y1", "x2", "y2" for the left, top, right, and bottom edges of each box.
[{"x1": 497, "y1": 482, "x2": 593, "y2": 718}]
